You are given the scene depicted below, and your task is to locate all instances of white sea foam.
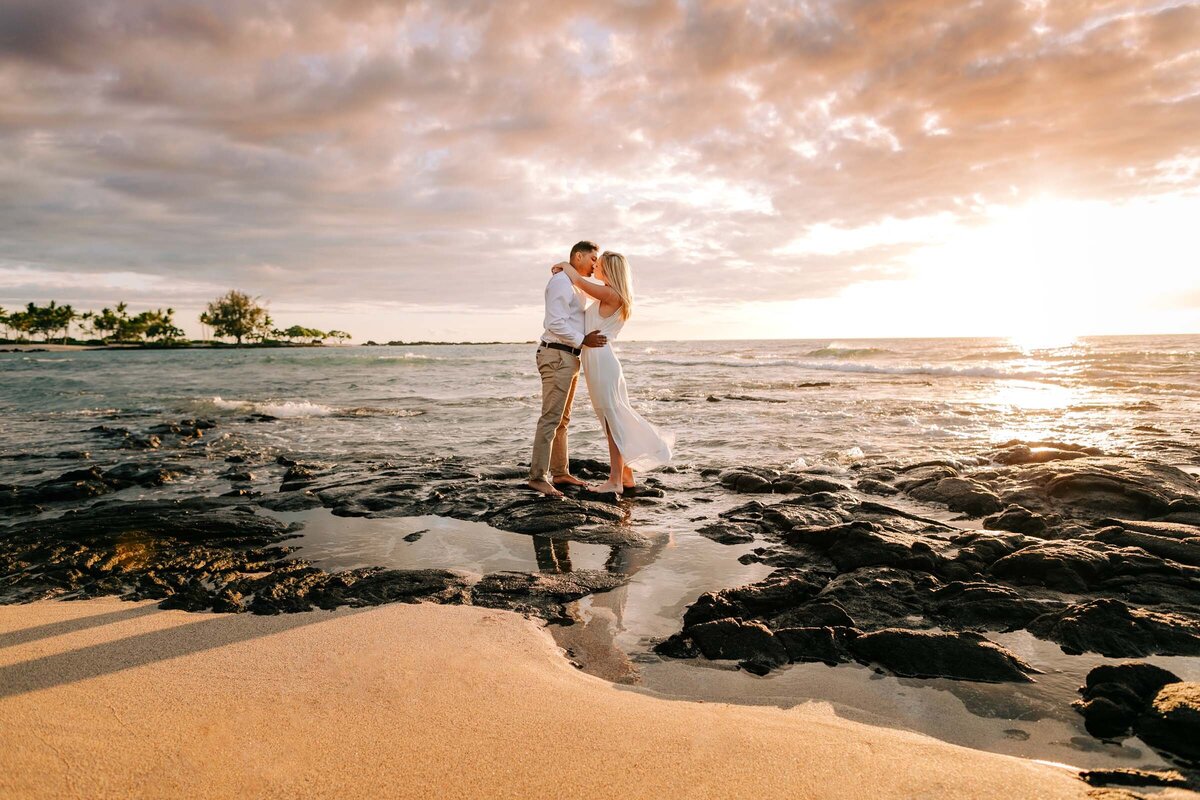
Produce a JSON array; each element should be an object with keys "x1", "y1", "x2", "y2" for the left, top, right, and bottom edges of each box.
[
  {"x1": 210, "y1": 396, "x2": 334, "y2": 418},
  {"x1": 375, "y1": 352, "x2": 440, "y2": 361},
  {"x1": 208, "y1": 396, "x2": 424, "y2": 419}
]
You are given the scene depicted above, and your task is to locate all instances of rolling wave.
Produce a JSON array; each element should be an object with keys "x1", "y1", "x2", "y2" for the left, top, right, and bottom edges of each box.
[
  {"x1": 208, "y1": 397, "x2": 423, "y2": 419},
  {"x1": 636, "y1": 357, "x2": 1067, "y2": 381}
]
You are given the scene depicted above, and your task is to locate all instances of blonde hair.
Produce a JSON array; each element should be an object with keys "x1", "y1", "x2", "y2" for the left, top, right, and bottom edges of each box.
[{"x1": 600, "y1": 251, "x2": 634, "y2": 320}]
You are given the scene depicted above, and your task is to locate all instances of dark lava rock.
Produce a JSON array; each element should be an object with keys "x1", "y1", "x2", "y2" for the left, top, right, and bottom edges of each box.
[
  {"x1": 280, "y1": 464, "x2": 318, "y2": 491},
  {"x1": 88, "y1": 425, "x2": 162, "y2": 450},
  {"x1": 756, "y1": 501, "x2": 845, "y2": 532},
  {"x1": 983, "y1": 505, "x2": 1052, "y2": 536},
  {"x1": 696, "y1": 522, "x2": 756, "y2": 545},
  {"x1": 1135, "y1": 682, "x2": 1200, "y2": 762},
  {"x1": 244, "y1": 565, "x2": 473, "y2": 614},
  {"x1": 718, "y1": 468, "x2": 777, "y2": 494},
  {"x1": 471, "y1": 570, "x2": 627, "y2": 624},
  {"x1": 102, "y1": 462, "x2": 189, "y2": 488},
  {"x1": 653, "y1": 633, "x2": 700, "y2": 659},
  {"x1": 1073, "y1": 662, "x2": 1182, "y2": 739},
  {"x1": 308, "y1": 568, "x2": 471, "y2": 611},
  {"x1": 1027, "y1": 599, "x2": 1200, "y2": 657},
  {"x1": 856, "y1": 477, "x2": 899, "y2": 496},
  {"x1": 847, "y1": 628, "x2": 1041, "y2": 683},
  {"x1": 0, "y1": 497, "x2": 298, "y2": 604},
  {"x1": 1, "y1": 467, "x2": 112, "y2": 507},
  {"x1": 485, "y1": 496, "x2": 622, "y2": 532},
  {"x1": 774, "y1": 625, "x2": 860, "y2": 665},
  {"x1": 893, "y1": 463, "x2": 959, "y2": 492},
  {"x1": 621, "y1": 483, "x2": 665, "y2": 498},
  {"x1": 993, "y1": 444, "x2": 1093, "y2": 465},
  {"x1": 686, "y1": 617, "x2": 790, "y2": 668},
  {"x1": 257, "y1": 492, "x2": 323, "y2": 512},
  {"x1": 768, "y1": 599, "x2": 856, "y2": 629},
  {"x1": 1088, "y1": 526, "x2": 1200, "y2": 568},
  {"x1": 1105, "y1": 518, "x2": 1200, "y2": 540},
  {"x1": 994, "y1": 459, "x2": 1200, "y2": 525},
  {"x1": 784, "y1": 520, "x2": 944, "y2": 572},
  {"x1": 945, "y1": 530, "x2": 1043, "y2": 574},
  {"x1": 1080, "y1": 769, "x2": 1191, "y2": 789},
  {"x1": 1, "y1": 462, "x2": 197, "y2": 510},
  {"x1": 681, "y1": 568, "x2": 834, "y2": 628},
  {"x1": 908, "y1": 477, "x2": 1003, "y2": 517},
  {"x1": 988, "y1": 540, "x2": 1114, "y2": 592},
  {"x1": 930, "y1": 581, "x2": 1066, "y2": 631},
  {"x1": 813, "y1": 567, "x2": 944, "y2": 631}
]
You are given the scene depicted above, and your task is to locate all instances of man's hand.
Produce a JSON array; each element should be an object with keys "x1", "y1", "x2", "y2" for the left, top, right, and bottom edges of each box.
[
  {"x1": 551, "y1": 261, "x2": 568, "y2": 274},
  {"x1": 583, "y1": 330, "x2": 607, "y2": 348}
]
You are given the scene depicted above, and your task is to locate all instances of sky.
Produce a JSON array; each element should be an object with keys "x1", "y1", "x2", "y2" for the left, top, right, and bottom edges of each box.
[{"x1": 1, "y1": 0, "x2": 1198, "y2": 343}]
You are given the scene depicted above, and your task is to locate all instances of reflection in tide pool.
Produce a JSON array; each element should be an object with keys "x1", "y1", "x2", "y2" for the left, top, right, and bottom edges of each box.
[
  {"x1": 272, "y1": 507, "x2": 773, "y2": 686},
  {"x1": 272, "y1": 510, "x2": 613, "y2": 574}
]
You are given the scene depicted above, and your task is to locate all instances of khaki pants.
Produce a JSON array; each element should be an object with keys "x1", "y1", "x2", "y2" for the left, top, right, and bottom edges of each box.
[{"x1": 529, "y1": 346, "x2": 580, "y2": 481}]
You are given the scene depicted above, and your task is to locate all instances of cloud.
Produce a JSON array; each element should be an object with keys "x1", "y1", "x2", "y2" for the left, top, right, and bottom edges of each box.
[{"x1": 1, "y1": 0, "x2": 1198, "y2": 337}]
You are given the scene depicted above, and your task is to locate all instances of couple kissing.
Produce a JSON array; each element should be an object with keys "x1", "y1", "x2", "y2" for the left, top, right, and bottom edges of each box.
[{"x1": 527, "y1": 240, "x2": 674, "y2": 497}]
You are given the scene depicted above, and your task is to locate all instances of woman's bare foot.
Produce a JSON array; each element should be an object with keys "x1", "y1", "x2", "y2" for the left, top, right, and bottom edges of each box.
[
  {"x1": 552, "y1": 474, "x2": 588, "y2": 488},
  {"x1": 527, "y1": 479, "x2": 563, "y2": 497},
  {"x1": 592, "y1": 480, "x2": 622, "y2": 494},
  {"x1": 622, "y1": 466, "x2": 634, "y2": 489}
]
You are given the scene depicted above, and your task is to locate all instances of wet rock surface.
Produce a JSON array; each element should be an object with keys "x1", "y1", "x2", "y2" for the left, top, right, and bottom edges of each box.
[
  {"x1": 1137, "y1": 682, "x2": 1200, "y2": 763},
  {"x1": 847, "y1": 628, "x2": 1041, "y2": 683},
  {"x1": 5, "y1": 420, "x2": 1200, "y2": 768},
  {"x1": 1074, "y1": 663, "x2": 1200, "y2": 771},
  {"x1": 0, "y1": 444, "x2": 648, "y2": 624},
  {"x1": 1074, "y1": 663, "x2": 1183, "y2": 739}
]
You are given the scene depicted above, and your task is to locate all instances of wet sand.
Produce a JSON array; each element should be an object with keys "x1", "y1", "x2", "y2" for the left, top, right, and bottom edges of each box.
[{"x1": 0, "y1": 598, "x2": 1114, "y2": 799}]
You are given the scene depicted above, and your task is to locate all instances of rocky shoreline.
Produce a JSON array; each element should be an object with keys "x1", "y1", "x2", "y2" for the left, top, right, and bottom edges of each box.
[{"x1": 2, "y1": 413, "x2": 1200, "y2": 787}]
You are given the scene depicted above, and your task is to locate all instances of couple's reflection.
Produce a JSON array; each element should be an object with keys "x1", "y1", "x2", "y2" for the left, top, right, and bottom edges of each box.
[
  {"x1": 532, "y1": 535, "x2": 573, "y2": 573},
  {"x1": 532, "y1": 517, "x2": 671, "y2": 684}
]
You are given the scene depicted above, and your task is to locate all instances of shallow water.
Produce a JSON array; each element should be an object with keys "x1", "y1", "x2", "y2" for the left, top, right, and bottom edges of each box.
[{"x1": 4, "y1": 334, "x2": 1200, "y2": 773}]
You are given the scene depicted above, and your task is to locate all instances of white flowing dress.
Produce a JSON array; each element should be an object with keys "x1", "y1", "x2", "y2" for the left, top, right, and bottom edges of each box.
[{"x1": 582, "y1": 302, "x2": 675, "y2": 471}]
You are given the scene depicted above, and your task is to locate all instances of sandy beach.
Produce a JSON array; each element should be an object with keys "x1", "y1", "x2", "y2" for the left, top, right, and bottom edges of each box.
[{"x1": 0, "y1": 597, "x2": 1113, "y2": 800}]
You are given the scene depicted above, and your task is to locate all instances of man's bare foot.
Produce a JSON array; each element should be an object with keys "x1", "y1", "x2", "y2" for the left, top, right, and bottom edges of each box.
[
  {"x1": 527, "y1": 479, "x2": 563, "y2": 497},
  {"x1": 552, "y1": 474, "x2": 588, "y2": 487},
  {"x1": 592, "y1": 480, "x2": 622, "y2": 494}
]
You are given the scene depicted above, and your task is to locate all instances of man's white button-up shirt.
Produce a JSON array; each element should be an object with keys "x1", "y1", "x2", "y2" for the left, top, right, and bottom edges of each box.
[{"x1": 540, "y1": 272, "x2": 586, "y2": 348}]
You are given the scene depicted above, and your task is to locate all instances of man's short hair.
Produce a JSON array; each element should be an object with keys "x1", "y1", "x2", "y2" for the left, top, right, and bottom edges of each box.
[{"x1": 570, "y1": 241, "x2": 599, "y2": 260}]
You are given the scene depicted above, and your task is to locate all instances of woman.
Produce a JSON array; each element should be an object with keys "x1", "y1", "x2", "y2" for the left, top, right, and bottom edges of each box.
[{"x1": 552, "y1": 251, "x2": 674, "y2": 494}]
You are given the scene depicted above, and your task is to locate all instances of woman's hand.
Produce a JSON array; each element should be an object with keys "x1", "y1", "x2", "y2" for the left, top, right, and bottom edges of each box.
[{"x1": 551, "y1": 261, "x2": 568, "y2": 274}]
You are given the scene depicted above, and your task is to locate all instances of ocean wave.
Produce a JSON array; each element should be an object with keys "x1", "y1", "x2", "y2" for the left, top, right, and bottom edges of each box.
[
  {"x1": 339, "y1": 407, "x2": 426, "y2": 418},
  {"x1": 805, "y1": 347, "x2": 895, "y2": 358},
  {"x1": 207, "y1": 397, "x2": 424, "y2": 419},
  {"x1": 375, "y1": 352, "x2": 443, "y2": 361},
  {"x1": 638, "y1": 356, "x2": 1067, "y2": 381},
  {"x1": 211, "y1": 397, "x2": 334, "y2": 417}
]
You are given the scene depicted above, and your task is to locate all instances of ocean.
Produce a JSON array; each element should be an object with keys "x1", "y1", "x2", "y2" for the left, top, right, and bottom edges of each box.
[{"x1": 4, "y1": 334, "x2": 1200, "y2": 473}]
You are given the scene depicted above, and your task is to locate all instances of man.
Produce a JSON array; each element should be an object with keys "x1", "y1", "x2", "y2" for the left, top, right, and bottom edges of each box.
[{"x1": 527, "y1": 240, "x2": 607, "y2": 497}]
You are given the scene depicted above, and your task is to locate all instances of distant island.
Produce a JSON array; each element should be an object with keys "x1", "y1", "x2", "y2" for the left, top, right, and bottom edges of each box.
[{"x1": 0, "y1": 291, "x2": 350, "y2": 348}]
